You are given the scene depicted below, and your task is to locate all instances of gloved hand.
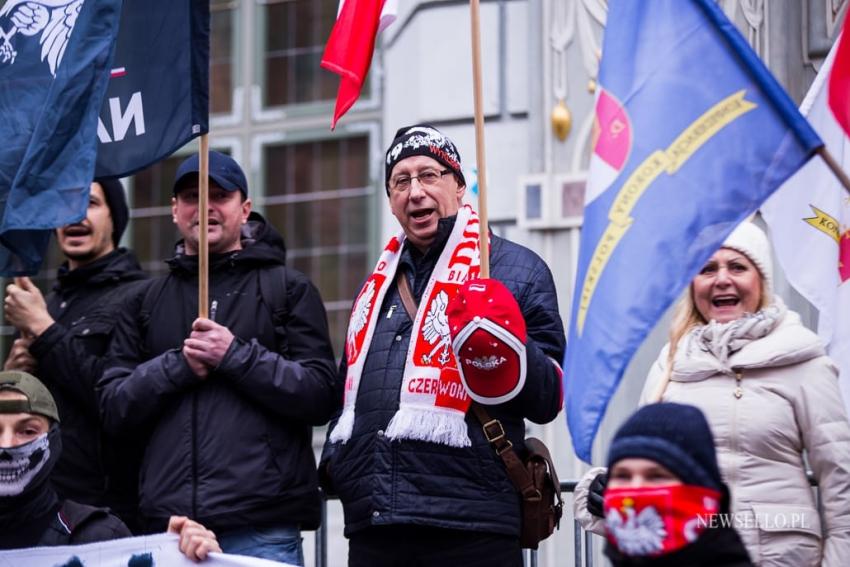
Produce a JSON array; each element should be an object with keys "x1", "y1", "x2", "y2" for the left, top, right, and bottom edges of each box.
[
  {"x1": 587, "y1": 471, "x2": 608, "y2": 518},
  {"x1": 447, "y1": 278, "x2": 527, "y2": 405}
]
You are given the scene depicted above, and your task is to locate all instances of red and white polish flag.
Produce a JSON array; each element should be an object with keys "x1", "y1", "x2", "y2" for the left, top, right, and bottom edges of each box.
[{"x1": 321, "y1": 0, "x2": 397, "y2": 129}]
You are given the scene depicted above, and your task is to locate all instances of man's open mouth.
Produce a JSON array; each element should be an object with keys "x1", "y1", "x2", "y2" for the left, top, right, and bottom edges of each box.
[
  {"x1": 410, "y1": 209, "x2": 433, "y2": 220},
  {"x1": 63, "y1": 225, "x2": 91, "y2": 237}
]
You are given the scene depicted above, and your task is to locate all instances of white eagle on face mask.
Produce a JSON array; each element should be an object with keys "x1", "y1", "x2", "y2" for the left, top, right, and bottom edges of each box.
[
  {"x1": 606, "y1": 504, "x2": 667, "y2": 556},
  {"x1": 0, "y1": 0, "x2": 84, "y2": 76}
]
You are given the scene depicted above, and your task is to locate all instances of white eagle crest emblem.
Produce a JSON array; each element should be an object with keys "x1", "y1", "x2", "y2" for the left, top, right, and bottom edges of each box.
[
  {"x1": 347, "y1": 279, "x2": 376, "y2": 359},
  {"x1": 605, "y1": 504, "x2": 667, "y2": 556},
  {"x1": 420, "y1": 290, "x2": 451, "y2": 365},
  {"x1": 0, "y1": 0, "x2": 85, "y2": 76}
]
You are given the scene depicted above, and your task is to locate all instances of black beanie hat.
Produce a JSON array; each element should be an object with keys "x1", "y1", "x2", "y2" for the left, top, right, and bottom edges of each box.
[
  {"x1": 607, "y1": 403, "x2": 724, "y2": 492},
  {"x1": 385, "y1": 124, "x2": 466, "y2": 194},
  {"x1": 95, "y1": 178, "x2": 129, "y2": 247}
]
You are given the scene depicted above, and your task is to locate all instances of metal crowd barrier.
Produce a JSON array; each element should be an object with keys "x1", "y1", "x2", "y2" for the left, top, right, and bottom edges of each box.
[
  {"x1": 312, "y1": 473, "x2": 821, "y2": 566},
  {"x1": 314, "y1": 479, "x2": 594, "y2": 567}
]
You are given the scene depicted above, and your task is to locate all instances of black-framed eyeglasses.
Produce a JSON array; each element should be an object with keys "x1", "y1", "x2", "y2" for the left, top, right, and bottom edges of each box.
[{"x1": 389, "y1": 169, "x2": 452, "y2": 193}]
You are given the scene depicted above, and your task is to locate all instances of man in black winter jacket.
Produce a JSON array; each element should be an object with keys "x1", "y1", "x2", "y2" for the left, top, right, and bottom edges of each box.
[
  {"x1": 97, "y1": 151, "x2": 337, "y2": 566},
  {"x1": 320, "y1": 124, "x2": 566, "y2": 567},
  {"x1": 4, "y1": 178, "x2": 147, "y2": 529}
]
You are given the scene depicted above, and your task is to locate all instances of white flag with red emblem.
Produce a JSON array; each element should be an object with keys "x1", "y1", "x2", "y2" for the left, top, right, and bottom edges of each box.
[{"x1": 761, "y1": 36, "x2": 850, "y2": 406}]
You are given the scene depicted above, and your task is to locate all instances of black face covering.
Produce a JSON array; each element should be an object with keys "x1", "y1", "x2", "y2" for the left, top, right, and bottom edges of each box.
[{"x1": 0, "y1": 424, "x2": 61, "y2": 545}]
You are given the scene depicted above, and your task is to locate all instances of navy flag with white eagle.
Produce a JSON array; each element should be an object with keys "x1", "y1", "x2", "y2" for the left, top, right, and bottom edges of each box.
[
  {"x1": 0, "y1": 0, "x2": 121, "y2": 276},
  {"x1": 0, "y1": 0, "x2": 209, "y2": 275}
]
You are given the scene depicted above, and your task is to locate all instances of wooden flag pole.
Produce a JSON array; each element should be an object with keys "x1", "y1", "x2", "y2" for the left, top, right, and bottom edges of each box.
[
  {"x1": 470, "y1": 0, "x2": 490, "y2": 278},
  {"x1": 198, "y1": 134, "x2": 210, "y2": 318},
  {"x1": 816, "y1": 146, "x2": 850, "y2": 197}
]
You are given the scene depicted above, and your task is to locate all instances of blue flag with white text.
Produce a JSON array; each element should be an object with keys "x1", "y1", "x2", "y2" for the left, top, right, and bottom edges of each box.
[
  {"x1": 0, "y1": 0, "x2": 122, "y2": 275},
  {"x1": 95, "y1": 0, "x2": 209, "y2": 178},
  {"x1": 565, "y1": 0, "x2": 823, "y2": 462}
]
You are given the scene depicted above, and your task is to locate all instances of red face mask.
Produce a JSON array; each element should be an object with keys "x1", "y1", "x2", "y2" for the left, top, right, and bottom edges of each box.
[{"x1": 603, "y1": 484, "x2": 722, "y2": 556}]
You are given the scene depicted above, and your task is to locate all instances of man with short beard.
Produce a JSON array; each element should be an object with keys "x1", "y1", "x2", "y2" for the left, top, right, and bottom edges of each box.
[
  {"x1": 4, "y1": 178, "x2": 147, "y2": 530},
  {"x1": 98, "y1": 152, "x2": 337, "y2": 565}
]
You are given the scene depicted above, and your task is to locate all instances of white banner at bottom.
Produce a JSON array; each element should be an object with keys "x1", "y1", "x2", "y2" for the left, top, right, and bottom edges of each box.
[{"x1": 0, "y1": 533, "x2": 296, "y2": 567}]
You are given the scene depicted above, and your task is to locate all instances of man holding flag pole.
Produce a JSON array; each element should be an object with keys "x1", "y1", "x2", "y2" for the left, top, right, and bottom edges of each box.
[
  {"x1": 97, "y1": 148, "x2": 338, "y2": 564},
  {"x1": 320, "y1": 1, "x2": 566, "y2": 563},
  {"x1": 319, "y1": 122, "x2": 566, "y2": 566},
  {"x1": 2, "y1": 0, "x2": 325, "y2": 560}
]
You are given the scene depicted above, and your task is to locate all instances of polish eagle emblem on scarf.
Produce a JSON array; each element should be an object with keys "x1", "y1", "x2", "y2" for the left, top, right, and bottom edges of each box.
[
  {"x1": 0, "y1": 0, "x2": 84, "y2": 76},
  {"x1": 347, "y1": 279, "x2": 376, "y2": 361},
  {"x1": 421, "y1": 290, "x2": 451, "y2": 365},
  {"x1": 606, "y1": 503, "x2": 667, "y2": 556}
]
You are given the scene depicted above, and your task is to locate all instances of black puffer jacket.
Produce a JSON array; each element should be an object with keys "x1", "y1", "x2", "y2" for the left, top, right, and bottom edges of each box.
[
  {"x1": 98, "y1": 213, "x2": 337, "y2": 532},
  {"x1": 28, "y1": 248, "x2": 147, "y2": 526},
  {"x1": 320, "y1": 221, "x2": 565, "y2": 537}
]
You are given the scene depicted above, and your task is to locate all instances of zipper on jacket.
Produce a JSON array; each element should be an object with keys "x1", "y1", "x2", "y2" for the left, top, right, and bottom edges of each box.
[
  {"x1": 192, "y1": 391, "x2": 198, "y2": 519},
  {"x1": 733, "y1": 370, "x2": 743, "y2": 399},
  {"x1": 729, "y1": 370, "x2": 742, "y2": 494}
]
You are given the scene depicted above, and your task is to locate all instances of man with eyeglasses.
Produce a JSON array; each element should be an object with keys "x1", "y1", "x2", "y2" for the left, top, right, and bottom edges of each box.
[{"x1": 320, "y1": 124, "x2": 565, "y2": 566}]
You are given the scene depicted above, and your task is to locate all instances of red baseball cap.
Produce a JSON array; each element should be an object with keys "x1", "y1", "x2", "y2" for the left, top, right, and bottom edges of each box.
[{"x1": 447, "y1": 279, "x2": 527, "y2": 404}]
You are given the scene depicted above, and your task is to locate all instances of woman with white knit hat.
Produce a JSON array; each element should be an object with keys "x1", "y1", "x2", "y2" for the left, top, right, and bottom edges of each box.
[{"x1": 577, "y1": 221, "x2": 850, "y2": 566}]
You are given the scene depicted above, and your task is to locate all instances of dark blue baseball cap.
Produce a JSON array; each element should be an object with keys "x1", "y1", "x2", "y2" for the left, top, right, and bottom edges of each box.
[{"x1": 173, "y1": 151, "x2": 248, "y2": 197}]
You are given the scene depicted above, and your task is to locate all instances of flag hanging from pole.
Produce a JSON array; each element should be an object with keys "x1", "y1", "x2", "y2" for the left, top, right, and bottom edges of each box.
[
  {"x1": 762, "y1": 38, "x2": 850, "y2": 409},
  {"x1": 829, "y1": 20, "x2": 850, "y2": 137},
  {"x1": 565, "y1": 0, "x2": 823, "y2": 462},
  {"x1": 0, "y1": 0, "x2": 209, "y2": 276},
  {"x1": 0, "y1": 0, "x2": 123, "y2": 276},
  {"x1": 321, "y1": 0, "x2": 397, "y2": 129},
  {"x1": 95, "y1": 0, "x2": 209, "y2": 178}
]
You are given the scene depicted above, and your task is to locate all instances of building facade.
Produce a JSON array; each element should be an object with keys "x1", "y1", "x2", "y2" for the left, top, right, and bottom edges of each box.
[{"x1": 3, "y1": 1, "x2": 844, "y2": 565}]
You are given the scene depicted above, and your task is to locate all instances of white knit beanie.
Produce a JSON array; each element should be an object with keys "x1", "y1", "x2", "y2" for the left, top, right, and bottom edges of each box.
[{"x1": 720, "y1": 221, "x2": 773, "y2": 293}]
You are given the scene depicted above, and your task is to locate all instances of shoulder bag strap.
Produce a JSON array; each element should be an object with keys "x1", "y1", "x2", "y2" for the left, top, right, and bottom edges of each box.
[
  {"x1": 395, "y1": 271, "x2": 540, "y2": 500},
  {"x1": 395, "y1": 271, "x2": 418, "y2": 321},
  {"x1": 470, "y1": 403, "x2": 540, "y2": 500}
]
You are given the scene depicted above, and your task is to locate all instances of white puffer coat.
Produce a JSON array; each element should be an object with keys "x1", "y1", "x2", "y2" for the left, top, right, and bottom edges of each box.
[{"x1": 635, "y1": 308, "x2": 850, "y2": 567}]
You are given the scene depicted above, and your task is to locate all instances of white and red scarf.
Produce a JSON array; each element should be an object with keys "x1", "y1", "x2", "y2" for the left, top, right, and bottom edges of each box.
[{"x1": 329, "y1": 205, "x2": 481, "y2": 447}]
